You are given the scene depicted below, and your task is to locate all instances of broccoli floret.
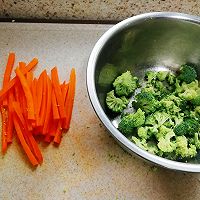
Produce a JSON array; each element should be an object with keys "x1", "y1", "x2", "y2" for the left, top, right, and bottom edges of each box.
[
  {"x1": 174, "y1": 118, "x2": 199, "y2": 136},
  {"x1": 178, "y1": 64, "x2": 197, "y2": 84},
  {"x1": 189, "y1": 133, "x2": 200, "y2": 149},
  {"x1": 106, "y1": 90, "x2": 129, "y2": 113},
  {"x1": 118, "y1": 108, "x2": 145, "y2": 135},
  {"x1": 171, "y1": 113, "x2": 184, "y2": 126},
  {"x1": 153, "y1": 112, "x2": 170, "y2": 127},
  {"x1": 157, "y1": 71, "x2": 168, "y2": 81},
  {"x1": 113, "y1": 71, "x2": 138, "y2": 96},
  {"x1": 178, "y1": 80, "x2": 199, "y2": 101},
  {"x1": 135, "y1": 92, "x2": 158, "y2": 114},
  {"x1": 153, "y1": 81, "x2": 169, "y2": 94},
  {"x1": 137, "y1": 126, "x2": 156, "y2": 139},
  {"x1": 156, "y1": 125, "x2": 173, "y2": 140},
  {"x1": 131, "y1": 136, "x2": 161, "y2": 155},
  {"x1": 175, "y1": 136, "x2": 197, "y2": 158},
  {"x1": 160, "y1": 98, "x2": 181, "y2": 113},
  {"x1": 167, "y1": 72, "x2": 176, "y2": 85},
  {"x1": 191, "y1": 95, "x2": 200, "y2": 106},
  {"x1": 145, "y1": 71, "x2": 157, "y2": 83},
  {"x1": 157, "y1": 131, "x2": 176, "y2": 153}
]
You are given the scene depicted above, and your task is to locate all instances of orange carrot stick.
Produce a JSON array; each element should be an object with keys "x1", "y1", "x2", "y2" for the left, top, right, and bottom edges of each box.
[
  {"x1": 63, "y1": 68, "x2": 76, "y2": 130},
  {"x1": 43, "y1": 76, "x2": 52, "y2": 134},
  {"x1": 19, "y1": 62, "x2": 26, "y2": 71},
  {"x1": 1, "y1": 106, "x2": 8, "y2": 154},
  {"x1": 0, "y1": 58, "x2": 38, "y2": 103},
  {"x1": 52, "y1": 88, "x2": 60, "y2": 120},
  {"x1": 7, "y1": 90, "x2": 15, "y2": 143},
  {"x1": 13, "y1": 113, "x2": 38, "y2": 166},
  {"x1": 15, "y1": 68, "x2": 35, "y2": 120},
  {"x1": 2, "y1": 53, "x2": 15, "y2": 106},
  {"x1": 38, "y1": 70, "x2": 47, "y2": 127},
  {"x1": 26, "y1": 71, "x2": 33, "y2": 88},
  {"x1": 53, "y1": 120, "x2": 62, "y2": 144},
  {"x1": 13, "y1": 102, "x2": 43, "y2": 164},
  {"x1": 51, "y1": 67, "x2": 66, "y2": 119},
  {"x1": 62, "y1": 83, "x2": 69, "y2": 104}
]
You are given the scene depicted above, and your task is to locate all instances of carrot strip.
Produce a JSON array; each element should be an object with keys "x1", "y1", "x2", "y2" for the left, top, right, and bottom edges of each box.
[
  {"x1": 7, "y1": 90, "x2": 15, "y2": 143},
  {"x1": 13, "y1": 102, "x2": 43, "y2": 164},
  {"x1": 1, "y1": 106, "x2": 8, "y2": 154},
  {"x1": 15, "y1": 68, "x2": 35, "y2": 120},
  {"x1": 13, "y1": 113, "x2": 38, "y2": 166},
  {"x1": 31, "y1": 78, "x2": 37, "y2": 127},
  {"x1": 0, "y1": 58, "x2": 38, "y2": 103},
  {"x1": 51, "y1": 67, "x2": 66, "y2": 119},
  {"x1": 63, "y1": 68, "x2": 76, "y2": 130},
  {"x1": 62, "y1": 83, "x2": 69, "y2": 104},
  {"x1": 43, "y1": 76, "x2": 52, "y2": 134},
  {"x1": 52, "y1": 88, "x2": 60, "y2": 120},
  {"x1": 35, "y1": 71, "x2": 44, "y2": 126},
  {"x1": 38, "y1": 70, "x2": 47, "y2": 127},
  {"x1": 53, "y1": 120, "x2": 62, "y2": 144},
  {"x1": 2, "y1": 53, "x2": 15, "y2": 106},
  {"x1": 19, "y1": 62, "x2": 26, "y2": 71},
  {"x1": 26, "y1": 71, "x2": 33, "y2": 88}
]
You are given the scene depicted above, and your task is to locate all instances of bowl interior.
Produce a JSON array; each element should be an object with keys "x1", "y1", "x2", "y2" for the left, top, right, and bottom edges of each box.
[{"x1": 95, "y1": 17, "x2": 200, "y2": 164}]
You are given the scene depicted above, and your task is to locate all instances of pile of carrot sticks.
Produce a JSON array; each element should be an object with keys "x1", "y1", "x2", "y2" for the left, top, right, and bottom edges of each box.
[{"x1": 0, "y1": 53, "x2": 76, "y2": 166}]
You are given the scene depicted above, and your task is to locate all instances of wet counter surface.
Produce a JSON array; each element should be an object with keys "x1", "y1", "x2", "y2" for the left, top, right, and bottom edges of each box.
[{"x1": 0, "y1": 23, "x2": 200, "y2": 200}]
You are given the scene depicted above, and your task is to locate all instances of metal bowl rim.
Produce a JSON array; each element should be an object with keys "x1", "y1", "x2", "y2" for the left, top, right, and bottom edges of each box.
[{"x1": 87, "y1": 12, "x2": 200, "y2": 172}]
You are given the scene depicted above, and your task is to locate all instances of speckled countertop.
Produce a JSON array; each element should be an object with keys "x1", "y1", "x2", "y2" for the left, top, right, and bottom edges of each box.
[
  {"x1": 1, "y1": 0, "x2": 200, "y2": 20},
  {"x1": 0, "y1": 22, "x2": 200, "y2": 200}
]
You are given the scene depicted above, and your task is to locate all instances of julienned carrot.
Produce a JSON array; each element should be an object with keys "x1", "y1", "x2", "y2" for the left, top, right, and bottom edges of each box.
[
  {"x1": 54, "y1": 120, "x2": 62, "y2": 144},
  {"x1": 2, "y1": 53, "x2": 15, "y2": 106},
  {"x1": 36, "y1": 72, "x2": 44, "y2": 126},
  {"x1": 19, "y1": 62, "x2": 26, "y2": 71},
  {"x1": 13, "y1": 113, "x2": 38, "y2": 166},
  {"x1": 63, "y1": 68, "x2": 76, "y2": 130},
  {"x1": 43, "y1": 76, "x2": 52, "y2": 134},
  {"x1": 1, "y1": 54, "x2": 76, "y2": 166},
  {"x1": 12, "y1": 102, "x2": 43, "y2": 164},
  {"x1": 38, "y1": 70, "x2": 47, "y2": 128},
  {"x1": 7, "y1": 91, "x2": 15, "y2": 143},
  {"x1": 51, "y1": 67, "x2": 66, "y2": 119},
  {"x1": 52, "y1": 88, "x2": 60, "y2": 120},
  {"x1": 62, "y1": 83, "x2": 69, "y2": 104},
  {"x1": 15, "y1": 68, "x2": 35, "y2": 120},
  {"x1": 1, "y1": 107, "x2": 8, "y2": 154},
  {"x1": 0, "y1": 58, "x2": 38, "y2": 103}
]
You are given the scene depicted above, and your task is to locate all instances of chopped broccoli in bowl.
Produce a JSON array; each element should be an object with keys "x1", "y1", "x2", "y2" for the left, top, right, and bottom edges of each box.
[{"x1": 105, "y1": 65, "x2": 200, "y2": 161}]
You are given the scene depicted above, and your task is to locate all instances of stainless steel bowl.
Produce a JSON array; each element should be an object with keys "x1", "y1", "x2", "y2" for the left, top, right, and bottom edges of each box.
[{"x1": 87, "y1": 12, "x2": 200, "y2": 172}]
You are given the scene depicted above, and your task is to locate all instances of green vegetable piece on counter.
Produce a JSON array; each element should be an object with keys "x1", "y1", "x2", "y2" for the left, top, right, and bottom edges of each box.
[
  {"x1": 113, "y1": 71, "x2": 138, "y2": 97},
  {"x1": 106, "y1": 90, "x2": 129, "y2": 113}
]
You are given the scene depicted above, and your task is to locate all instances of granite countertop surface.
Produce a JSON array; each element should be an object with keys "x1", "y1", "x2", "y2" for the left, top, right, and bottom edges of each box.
[{"x1": 1, "y1": 0, "x2": 200, "y2": 20}]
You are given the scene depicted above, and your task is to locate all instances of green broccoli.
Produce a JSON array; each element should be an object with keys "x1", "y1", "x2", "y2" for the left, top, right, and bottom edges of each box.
[
  {"x1": 118, "y1": 108, "x2": 145, "y2": 135},
  {"x1": 156, "y1": 125, "x2": 173, "y2": 140},
  {"x1": 189, "y1": 132, "x2": 200, "y2": 149},
  {"x1": 191, "y1": 95, "x2": 200, "y2": 106},
  {"x1": 131, "y1": 136, "x2": 161, "y2": 155},
  {"x1": 175, "y1": 136, "x2": 197, "y2": 158},
  {"x1": 167, "y1": 72, "x2": 176, "y2": 85},
  {"x1": 157, "y1": 71, "x2": 169, "y2": 81},
  {"x1": 178, "y1": 64, "x2": 197, "y2": 84},
  {"x1": 174, "y1": 118, "x2": 199, "y2": 136},
  {"x1": 113, "y1": 71, "x2": 138, "y2": 96},
  {"x1": 106, "y1": 90, "x2": 129, "y2": 113},
  {"x1": 137, "y1": 126, "x2": 156, "y2": 140},
  {"x1": 135, "y1": 92, "x2": 158, "y2": 114},
  {"x1": 157, "y1": 131, "x2": 176, "y2": 153},
  {"x1": 153, "y1": 112, "x2": 170, "y2": 127},
  {"x1": 145, "y1": 71, "x2": 157, "y2": 83}
]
